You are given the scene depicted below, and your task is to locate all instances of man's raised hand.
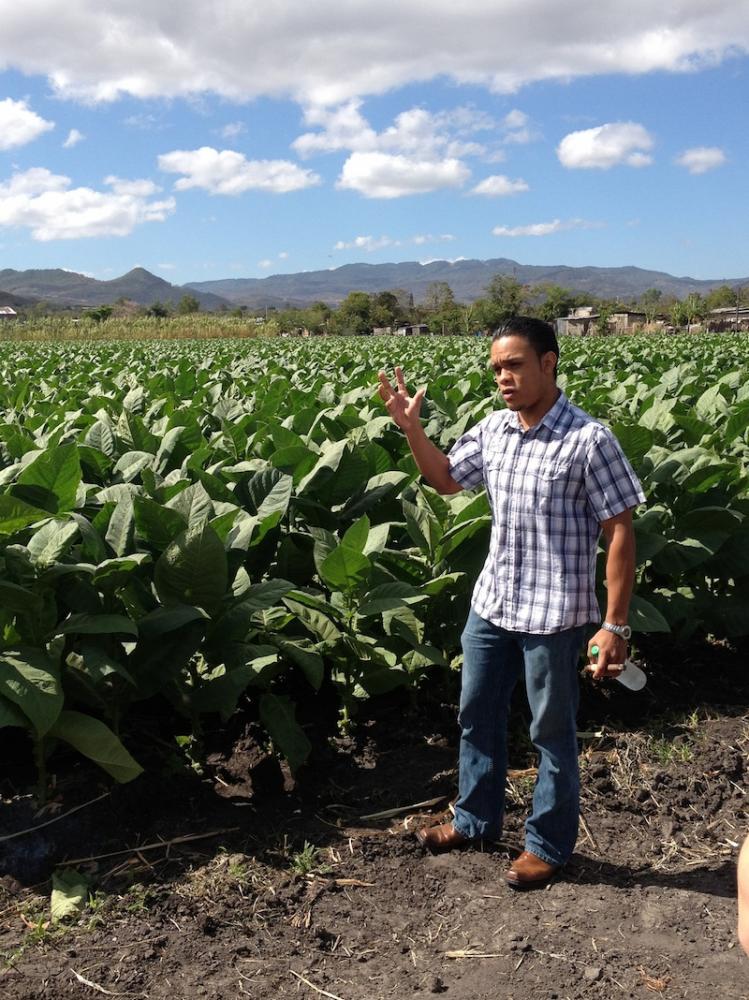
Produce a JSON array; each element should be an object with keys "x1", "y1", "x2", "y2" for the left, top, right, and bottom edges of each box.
[{"x1": 378, "y1": 366, "x2": 426, "y2": 433}]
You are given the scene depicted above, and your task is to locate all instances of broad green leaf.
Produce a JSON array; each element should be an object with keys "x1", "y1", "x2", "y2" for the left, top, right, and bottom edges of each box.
[
  {"x1": 319, "y1": 544, "x2": 371, "y2": 594},
  {"x1": 0, "y1": 647, "x2": 63, "y2": 736},
  {"x1": 358, "y1": 582, "x2": 423, "y2": 616},
  {"x1": 283, "y1": 598, "x2": 342, "y2": 643},
  {"x1": 27, "y1": 519, "x2": 79, "y2": 567},
  {"x1": 56, "y1": 613, "x2": 139, "y2": 637},
  {"x1": 138, "y1": 604, "x2": 209, "y2": 638},
  {"x1": 105, "y1": 495, "x2": 135, "y2": 557},
  {"x1": 296, "y1": 439, "x2": 348, "y2": 494},
  {"x1": 629, "y1": 594, "x2": 671, "y2": 633},
  {"x1": 114, "y1": 450, "x2": 154, "y2": 483},
  {"x1": 342, "y1": 515, "x2": 370, "y2": 554},
  {"x1": 17, "y1": 443, "x2": 81, "y2": 512},
  {"x1": 0, "y1": 579, "x2": 42, "y2": 614},
  {"x1": 49, "y1": 710, "x2": 143, "y2": 782},
  {"x1": 0, "y1": 694, "x2": 29, "y2": 729},
  {"x1": 92, "y1": 554, "x2": 151, "y2": 588},
  {"x1": 154, "y1": 520, "x2": 228, "y2": 613},
  {"x1": 0, "y1": 494, "x2": 49, "y2": 537},
  {"x1": 83, "y1": 420, "x2": 115, "y2": 457},
  {"x1": 235, "y1": 579, "x2": 296, "y2": 614},
  {"x1": 51, "y1": 868, "x2": 90, "y2": 923},
  {"x1": 274, "y1": 638, "x2": 324, "y2": 690},
  {"x1": 133, "y1": 495, "x2": 187, "y2": 550},
  {"x1": 165, "y1": 481, "x2": 213, "y2": 527},
  {"x1": 259, "y1": 693, "x2": 311, "y2": 774}
]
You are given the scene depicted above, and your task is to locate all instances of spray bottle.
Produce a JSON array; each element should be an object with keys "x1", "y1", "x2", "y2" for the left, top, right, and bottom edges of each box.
[{"x1": 589, "y1": 644, "x2": 647, "y2": 691}]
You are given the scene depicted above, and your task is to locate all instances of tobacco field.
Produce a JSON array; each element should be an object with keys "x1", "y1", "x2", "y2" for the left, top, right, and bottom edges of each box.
[
  {"x1": 0, "y1": 333, "x2": 747, "y2": 785},
  {"x1": 1, "y1": 331, "x2": 749, "y2": 999}
]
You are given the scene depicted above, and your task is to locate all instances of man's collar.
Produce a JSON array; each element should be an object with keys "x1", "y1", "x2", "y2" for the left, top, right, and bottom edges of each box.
[{"x1": 505, "y1": 389, "x2": 570, "y2": 435}]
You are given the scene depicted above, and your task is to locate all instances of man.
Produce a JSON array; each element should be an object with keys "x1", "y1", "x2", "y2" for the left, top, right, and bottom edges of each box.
[
  {"x1": 739, "y1": 834, "x2": 749, "y2": 954},
  {"x1": 378, "y1": 316, "x2": 645, "y2": 890}
]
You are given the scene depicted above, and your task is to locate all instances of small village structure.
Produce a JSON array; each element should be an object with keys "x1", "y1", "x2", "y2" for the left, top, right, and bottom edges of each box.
[
  {"x1": 706, "y1": 306, "x2": 749, "y2": 332},
  {"x1": 0, "y1": 306, "x2": 18, "y2": 320},
  {"x1": 556, "y1": 306, "x2": 648, "y2": 336}
]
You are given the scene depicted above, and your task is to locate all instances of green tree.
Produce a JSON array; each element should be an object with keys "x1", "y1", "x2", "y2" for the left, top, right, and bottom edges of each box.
[
  {"x1": 147, "y1": 301, "x2": 170, "y2": 318},
  {"x1": 332, "y1": 291, "x2": 372, "y2": 336},
  {"x1": 177, "y1": 293, "x2": 200, "y2": 315},
  {"x1": 670, "y1": 300, "x2": 688, "y2": 329},
  {"x1": 704, "y1": 284, "x2": 741, "y2": 311},
  {"x1": 682, "y1": 293, "x2": 706, "y2": 326},
  {"x1": 595, "y1": 305, "x2": 613, "y2": 336},
  {"x1": 422, "y1": 281, "x2": 456, "y2": 314},
  {"x1": 537, "y1": 284, "x2": 576, "y2": 323},
  {"x1": 371, "y1": 291, "x2": 405, "y2": 330},
  {"x1": 83, "y1": 305, "x2": 113, "y2": 323},
  {"x1": 638, "y1": 288, "x2": 663, "y2": 324},
  {"x1": 484, "y1": 274, "x2": 528, "y2": 320}
]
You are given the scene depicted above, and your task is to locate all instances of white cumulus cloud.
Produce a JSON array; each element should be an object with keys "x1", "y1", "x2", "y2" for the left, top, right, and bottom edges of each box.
[
  {"x1": 472, "y1": 174, "x2": 529, "y2": 197},
  {"x1": 557, "y1": 122, "x2": 655, "y2": 169},
  {"x1": 1, "y1": 3, "x2": 747, "y2": 104},
  {"x1": 334, "y1": 235, "x2": 397, "y2": 252},
  {"x1": 0, "y1": 98, "x2": 54, "y2": 150},
  {"x1": 492, "y1": 218, "x2": 597, "y2": 237},
  {"x1": 220, "y1": 121, "x2": 246, "y2": 141},
  {"x1": 675, "y1": 146, "x2": 726, "y2": 174},
  {"x1": 293, "y1": 101, "x2": 492, "y2": 160},
  {"x1": 0, "y1": 168, "x2": 175, "y2": 240},
  {"x1": 337, "y1": 152, "x2": 469, "y2": 198},
  {"x1": 63, "y1": 128, "x2": 84, "y2": 148},
  {"x1": 334, "y1": 232, "x2": 455, "y2": 251},
  {"x1": 158, "y1": 147, "x2": 321, "y2": 194}
]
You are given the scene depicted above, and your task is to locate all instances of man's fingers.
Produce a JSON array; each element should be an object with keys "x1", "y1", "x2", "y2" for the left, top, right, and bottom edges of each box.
[
  {"x1": 378, "y1": 370, "x2": 395, "y2": 400},
  {"x1": 395, "y1": 366, "x2": 408, "y2": 393}
]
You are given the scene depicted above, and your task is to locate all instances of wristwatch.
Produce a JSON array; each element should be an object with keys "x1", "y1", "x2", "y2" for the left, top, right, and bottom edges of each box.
[{"x1": 601, "y1": 621, "x2": 632, "y2": 640}]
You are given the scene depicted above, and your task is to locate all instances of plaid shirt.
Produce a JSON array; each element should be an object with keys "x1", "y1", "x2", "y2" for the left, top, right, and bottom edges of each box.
[{"x1": 447, "y1": 390, "x2": 645, "y2": 634}]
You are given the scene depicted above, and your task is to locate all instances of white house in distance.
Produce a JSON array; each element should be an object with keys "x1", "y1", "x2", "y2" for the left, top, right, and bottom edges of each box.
[
  {"x1": 556, "y1": 306, "x2": 647, "y2": 336},
  {"x1": 0, "y1": 306, "x2": 17, "y2": 320}
]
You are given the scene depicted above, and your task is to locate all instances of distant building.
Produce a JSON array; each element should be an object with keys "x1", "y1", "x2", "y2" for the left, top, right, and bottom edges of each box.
[
  {"x1": 393, "y1": 323, "x2": 430, "y2": 336},
  {"x1": 706, "y1": 306, "x2": 749, "y2": 332},
  {"x1": 0, "y1": 306, "x2": 17, "y2": 320},
  {"x1": 557, "y1": 307, "x2": 647, "y2": 336}
]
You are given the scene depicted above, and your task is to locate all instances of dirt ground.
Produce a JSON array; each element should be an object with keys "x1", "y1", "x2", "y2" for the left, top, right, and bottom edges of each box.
[{"x1": 1, "y1": 636, "x2": 748, "y2": 1000}]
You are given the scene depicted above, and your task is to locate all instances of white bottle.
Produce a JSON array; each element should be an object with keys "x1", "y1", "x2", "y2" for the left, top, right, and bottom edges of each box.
[{"x1": 589, "y1": 644, "x2": 647, "y2": 691}]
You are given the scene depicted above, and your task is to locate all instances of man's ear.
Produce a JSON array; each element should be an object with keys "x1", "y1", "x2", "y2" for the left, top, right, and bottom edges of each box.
[{"x1": 541, "y1": 351, "x2": 558, "y2": 375}]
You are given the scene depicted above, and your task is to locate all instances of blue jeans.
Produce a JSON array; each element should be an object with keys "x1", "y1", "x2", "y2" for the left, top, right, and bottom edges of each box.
[{"x1": 452, "y1": 609, "x2": 585, "y2": 866}]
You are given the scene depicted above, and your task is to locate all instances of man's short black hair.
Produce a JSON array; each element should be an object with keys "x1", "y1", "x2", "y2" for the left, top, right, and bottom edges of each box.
[{"x1": 492, "y1": 316, "x2": 559, "y2": 373}]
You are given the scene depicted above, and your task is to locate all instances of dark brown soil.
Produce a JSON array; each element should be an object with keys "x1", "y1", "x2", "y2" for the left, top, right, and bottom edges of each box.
[{"x1": 1, "y1": 638, "x2": 748, "y2": 1000}]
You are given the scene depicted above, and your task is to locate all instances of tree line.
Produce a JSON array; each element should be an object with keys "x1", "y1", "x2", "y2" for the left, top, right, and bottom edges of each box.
[{"x1": 18, "y1": 278, "x2": 749, "y2": 334}]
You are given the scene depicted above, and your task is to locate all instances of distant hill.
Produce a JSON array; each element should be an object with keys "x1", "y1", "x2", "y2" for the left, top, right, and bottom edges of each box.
[
  {"x1": 0, "y1": 268, "x2": 230, "y2": 311},
  {"x1": 187, "y1": 258, "x2": 749, "y2": 308},
  {"x1": 3, "y1": 260, "x2": 747, "y2": 313},
  {"x1": 0, "y1": 288, "x2": 36, "y2": 310}
]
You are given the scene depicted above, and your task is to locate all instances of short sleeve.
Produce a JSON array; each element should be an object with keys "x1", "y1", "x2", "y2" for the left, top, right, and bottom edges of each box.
[
  {"x1": 447, "y1": 421, "x2": 486, "y2": 490},
  {"x1": 584, "y1": 425, "x2": 646, "y2": 523}
]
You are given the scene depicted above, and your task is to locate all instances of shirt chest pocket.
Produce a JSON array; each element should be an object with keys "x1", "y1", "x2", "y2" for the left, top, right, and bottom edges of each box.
[{"x1": 536, "y1": 459, "x2": 584, "y2": 510}]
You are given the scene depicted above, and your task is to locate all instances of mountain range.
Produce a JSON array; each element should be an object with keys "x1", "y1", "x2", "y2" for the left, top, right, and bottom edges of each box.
[{"x1": 0, "y1": 259, "x2": 746, "y2": 312}]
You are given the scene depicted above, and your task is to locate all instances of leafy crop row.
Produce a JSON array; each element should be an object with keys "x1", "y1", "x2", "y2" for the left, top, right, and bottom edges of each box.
[{"x1": 0, "y1": 334, "x2": 746, "y2": 789}]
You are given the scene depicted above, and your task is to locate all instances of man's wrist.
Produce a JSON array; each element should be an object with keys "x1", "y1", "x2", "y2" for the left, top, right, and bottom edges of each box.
[{"x1": 601, "y1": 621, "x2": 631, "y2": 640}]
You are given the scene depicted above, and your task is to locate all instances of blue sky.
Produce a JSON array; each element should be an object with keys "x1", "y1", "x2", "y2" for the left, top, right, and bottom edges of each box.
[{"x1": 1, "y1": 1, "x2": 748, "y2": 287}]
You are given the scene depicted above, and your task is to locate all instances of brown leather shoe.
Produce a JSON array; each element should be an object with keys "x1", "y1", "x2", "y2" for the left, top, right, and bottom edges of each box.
[
  {"x1": 504, "y1": 850, "x2": 561, "y2": 890},
  {"x1": 415, "y1": 822, "x2": 470, "y2": 853}
]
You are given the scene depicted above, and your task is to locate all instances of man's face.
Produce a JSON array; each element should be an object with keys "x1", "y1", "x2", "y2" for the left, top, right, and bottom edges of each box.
[{"x1": 490, "y1": 334, "x2": 556, "y2": 413}]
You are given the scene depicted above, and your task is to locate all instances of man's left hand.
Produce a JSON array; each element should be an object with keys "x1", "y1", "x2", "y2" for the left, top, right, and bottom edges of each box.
[{"x1": 587, "y1": 629, "x2": 628, "y2": 680}]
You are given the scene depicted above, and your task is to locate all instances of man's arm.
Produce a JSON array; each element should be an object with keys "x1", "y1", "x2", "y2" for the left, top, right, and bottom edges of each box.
[
  {"x1": 738, "y1": 834, "x2": 749, "y2": 955},
  {"x1": 378, "y1": 368, "x2": 463, "y2": 495},
  {"x1": 587, "y1": 508, "x2": 636, "y2": 679}
]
